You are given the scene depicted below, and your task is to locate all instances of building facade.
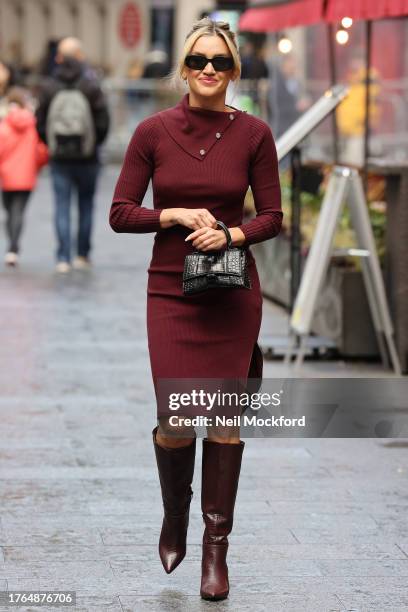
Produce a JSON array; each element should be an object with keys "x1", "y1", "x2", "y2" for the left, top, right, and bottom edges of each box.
[{"x1": 0, "y1": 0, "x2": 217, "y2": 77}]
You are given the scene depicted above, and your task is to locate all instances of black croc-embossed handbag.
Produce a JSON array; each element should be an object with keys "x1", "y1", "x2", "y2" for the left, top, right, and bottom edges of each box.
[{"x1": 183, "y1": 220, "x2": 251, "y2": 295}]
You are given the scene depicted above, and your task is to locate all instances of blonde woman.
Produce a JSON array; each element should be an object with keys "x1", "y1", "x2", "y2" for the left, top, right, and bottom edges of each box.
[{"x1": 110, "y1": 17, "x2": 282, "y2": 600}]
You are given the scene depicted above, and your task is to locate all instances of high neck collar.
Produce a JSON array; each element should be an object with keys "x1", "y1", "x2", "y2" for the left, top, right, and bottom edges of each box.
[
  {"x1": 182, "y1": 93, "x2": 241, "y2": 117},
  {"x1": 158, "y1": 93, "x2": 244, "y2": 162}
]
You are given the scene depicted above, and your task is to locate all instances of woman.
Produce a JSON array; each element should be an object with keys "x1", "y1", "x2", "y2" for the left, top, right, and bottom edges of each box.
[
  {"x1": 110, "y1": 17, "x2": 282, "y2": 600},
  {"x1": 0, "y1": 87, "x2": 48, "y2": 266}
]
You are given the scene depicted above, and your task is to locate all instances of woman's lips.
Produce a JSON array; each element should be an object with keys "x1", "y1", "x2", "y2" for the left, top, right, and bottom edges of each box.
[{"x1": 200, "y1": 79, "x2": 217, "y2": 84}]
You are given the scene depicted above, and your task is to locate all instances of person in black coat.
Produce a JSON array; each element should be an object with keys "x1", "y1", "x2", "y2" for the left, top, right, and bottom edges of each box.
[{"x1": 35, "y1": 37, "x2": 110, "y2": 273}]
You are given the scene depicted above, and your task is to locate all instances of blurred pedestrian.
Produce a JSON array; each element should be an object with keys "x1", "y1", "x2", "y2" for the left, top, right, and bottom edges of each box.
[
  {"x1": 239, "y1": 39, "x2": 269, "y2": 115},
  {"x1": 35, "y1": 37, "x2": 110, "y2": 273},
  {"x1": 142, "y1": 47, "x2": 171, "y2": 78},
  {"x1": 267, "y1": 54, "x2": 308, "y2": 138},
  {"x1": 0, "y1": 87, "x2": 49, "y2": 266},
  {"x1": 336, "y1": 54, "x2": 381, "y2": 167},
  {"x1": 267, "y1": 54, "x2": 311, "y2": 170}
]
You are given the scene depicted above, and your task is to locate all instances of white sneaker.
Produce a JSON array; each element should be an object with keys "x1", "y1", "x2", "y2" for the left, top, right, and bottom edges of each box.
[
  {"x1": 4, "y1": 252, "x2": 18, "y2": 266},
  {"x1": 72, "y1": 256, "x2": 91, "y2": 270},
  {"x1": 55, "y1": 261, "x2": 71, "y2": 273}
]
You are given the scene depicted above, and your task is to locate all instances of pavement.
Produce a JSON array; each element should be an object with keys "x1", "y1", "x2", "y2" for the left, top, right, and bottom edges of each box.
[{"x1": 0, "y1": 166, "x2": 407, "y2": 611}]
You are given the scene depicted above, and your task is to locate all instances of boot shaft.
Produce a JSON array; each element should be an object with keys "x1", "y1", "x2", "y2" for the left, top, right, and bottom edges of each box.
[
  {"x1": 201, "y1": 438, "x2": 244, "y2": 538},
  {"x1": 153, "y1": 427, "x2": 196, "y2": 514}
]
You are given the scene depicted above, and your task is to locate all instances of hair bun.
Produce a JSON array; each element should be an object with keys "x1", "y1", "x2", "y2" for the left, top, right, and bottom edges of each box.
[{"x1": 216, "y1": 21, "x2": 230, "y2": 31}]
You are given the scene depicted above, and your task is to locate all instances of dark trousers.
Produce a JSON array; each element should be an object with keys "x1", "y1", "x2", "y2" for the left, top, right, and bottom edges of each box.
[
  {"x1": 50, "y1": 161, "x2": 99, "y2": 263},
  {"x1": 2, "y1": 190, "x2": 31, "y2": 254}
]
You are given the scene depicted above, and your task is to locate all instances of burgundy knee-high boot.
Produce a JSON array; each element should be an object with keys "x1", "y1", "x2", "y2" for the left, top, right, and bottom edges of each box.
[
  {"x1": 200, "y1": 437, "x2": 245, "y2": 600},
  {"x1": 152, "y1": 426, "x2": 196, "y2": 573}
]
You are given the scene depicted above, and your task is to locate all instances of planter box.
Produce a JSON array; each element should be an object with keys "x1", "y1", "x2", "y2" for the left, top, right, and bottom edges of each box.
[{"x1": 251, "y1": 234, "x2": 380, "y2": 358}]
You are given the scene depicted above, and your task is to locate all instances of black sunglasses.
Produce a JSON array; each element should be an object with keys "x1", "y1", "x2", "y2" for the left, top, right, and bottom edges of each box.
[{"x1": 184, "y1": 54, "x2": 234, "y2": 72}]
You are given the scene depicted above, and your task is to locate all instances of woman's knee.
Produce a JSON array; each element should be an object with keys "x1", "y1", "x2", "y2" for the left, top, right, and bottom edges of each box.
[
  {"x1": 206, "y1": 424, "x2": 240, "y2": 444},
  {"x1": 157, "y1": 416, "x2": 196, "y2": 448}
]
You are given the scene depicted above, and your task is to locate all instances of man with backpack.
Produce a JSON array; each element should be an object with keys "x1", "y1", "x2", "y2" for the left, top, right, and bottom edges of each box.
[{"x1": 36, "y1": 37, "x2": 110, "y2": 273}]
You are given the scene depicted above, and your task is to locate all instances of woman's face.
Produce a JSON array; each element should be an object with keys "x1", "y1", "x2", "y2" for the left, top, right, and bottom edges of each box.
[{"x1": 182, "y1": 35, "x2": 237, "y2": 100}]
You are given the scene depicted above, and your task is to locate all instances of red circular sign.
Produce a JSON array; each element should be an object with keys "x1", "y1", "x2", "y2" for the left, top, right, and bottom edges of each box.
[{"x1": 119, "y1": 3, "x2": 141, "y2": 49}]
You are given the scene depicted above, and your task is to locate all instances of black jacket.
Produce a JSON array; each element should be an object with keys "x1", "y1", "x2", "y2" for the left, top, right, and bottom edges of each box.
[{"x1": 35, "y1": 58, "x2": 110, "y2": 162}]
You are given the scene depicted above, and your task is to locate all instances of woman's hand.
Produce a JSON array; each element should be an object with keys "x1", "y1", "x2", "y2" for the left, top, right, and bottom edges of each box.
[
  {"x1": 160, "y1": 208, "x2": 217, "y2": 230},
  {"x1": 185, "y1": 227, "x2": 227, "y2": 251}
]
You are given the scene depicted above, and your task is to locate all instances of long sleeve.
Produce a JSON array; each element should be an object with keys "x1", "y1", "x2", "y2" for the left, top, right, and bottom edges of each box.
[
  {"x1": 110, "y1": 118, "x2": 162, "y2": 233},
  {"x1": 237, "y1": 120, "x2": 283, "y2": 246}
]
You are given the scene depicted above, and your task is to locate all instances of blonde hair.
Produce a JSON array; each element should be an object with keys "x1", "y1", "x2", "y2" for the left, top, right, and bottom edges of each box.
[{"x1": 162, "y1": 17, "x2": 241, "y2": 94}]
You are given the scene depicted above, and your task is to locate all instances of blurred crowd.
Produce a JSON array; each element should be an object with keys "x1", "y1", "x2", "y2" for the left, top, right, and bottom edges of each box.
[{"x1": 0, "y1": 37, "x2": 109, "y2": 272}]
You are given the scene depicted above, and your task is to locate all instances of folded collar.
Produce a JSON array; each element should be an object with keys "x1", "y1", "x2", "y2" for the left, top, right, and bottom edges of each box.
[{"x1": 158, "y1": 93, "x2": 244, "y2": 161}]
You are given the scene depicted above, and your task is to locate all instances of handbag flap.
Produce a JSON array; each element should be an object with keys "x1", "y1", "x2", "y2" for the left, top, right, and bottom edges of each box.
[{"x1": 183, "y1": 250, "x2": 244, "y2": 281}]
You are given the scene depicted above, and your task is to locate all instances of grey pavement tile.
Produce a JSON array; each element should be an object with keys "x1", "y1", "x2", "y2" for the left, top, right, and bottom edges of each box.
[
  {"x1": 397, "y1": 539, "x2": 408, "y2": 557},
  {"x1": 316, "y1": 558, "x2": 408, "y2": 577},
  {"x1": 4, "y1": 579, "x2": 120, "y2": 598},
  {"x1": 338, "y1": 590, "x2": 408, "y2": 611},
  {"x1": 119, "y1": 592, "x2": 344, "y2": 611},
  {"x1": 0, "y1": 448, "x2": 78, "y2": 469},
  {"x1": 67, "y1": 596, "x2": 124, "y2": 611},
  {"x1": 0, "y1": 480, "x2": 89, "y2": 513},
  {"x1": 370, "y1": 513, "x2": 408, "y2": 535},
  {"x1": 267, "y1": 500, "x2": 408, "y2": 515},
  {"x1": 227, "y1": 542, "x2": 406, "y2": 561},
  {"x1": 290, "y1": 529, "x2": 406, "y2": 545},
  {"x1": 2, "y1": 545, "x2": 108, "y2": 563},
  {"x1": 0, "y1": 525, "x2": 103, "y2": 547},
  {"x1": 230, "y1": 512, "x2": 379, "y2": 532},
  {"x1": 1, "y1": 560, "x2": 114, "y2": 585}
]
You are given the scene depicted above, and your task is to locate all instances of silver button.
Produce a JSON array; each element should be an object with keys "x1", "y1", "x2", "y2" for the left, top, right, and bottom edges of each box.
[
  {"x1": 229, "y1": 113, "x2": 235, "y2": 120},
  {"x1": 216, "y1": 132, "x2": 221, "y2": 139},
  {"x1": 200, "y1": 149, "x2": 205, "y2": 155}
]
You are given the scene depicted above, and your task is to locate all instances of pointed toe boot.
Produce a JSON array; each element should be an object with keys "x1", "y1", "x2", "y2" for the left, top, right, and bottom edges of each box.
[
  {"x1": 200, "y1": 438, "x2": 244, "y2": 600},
  {"x1": 152, "y1": 427, "x2": 196, "y2": 573}
]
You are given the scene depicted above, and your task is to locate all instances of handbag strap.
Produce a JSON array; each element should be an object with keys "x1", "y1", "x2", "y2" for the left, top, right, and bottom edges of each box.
[{"x1": 216, "y1": 220, "x2": 232, "y2": 249}]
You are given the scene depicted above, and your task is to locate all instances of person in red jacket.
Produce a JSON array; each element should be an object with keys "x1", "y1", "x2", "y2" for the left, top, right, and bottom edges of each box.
[{"x1": 0, "y1": 87, "x2": 48, "y2": 266}]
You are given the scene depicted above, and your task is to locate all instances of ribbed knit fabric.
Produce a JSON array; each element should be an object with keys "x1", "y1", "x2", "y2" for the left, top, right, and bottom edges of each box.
[
  {"x1": 110, "y1": 92, "x2": 282, "y2": 246},
  {"x1": 110, "y1": 93, "x2": 283, "y2": 400}
]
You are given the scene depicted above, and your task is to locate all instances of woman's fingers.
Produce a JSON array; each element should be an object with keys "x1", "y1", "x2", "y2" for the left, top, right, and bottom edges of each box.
[
  {"x1": 185, "y1": 227, "x2": 208, "y2": 242},
  {"x1": 194, "y1": 209, "x2": 217, "y2": 229}
]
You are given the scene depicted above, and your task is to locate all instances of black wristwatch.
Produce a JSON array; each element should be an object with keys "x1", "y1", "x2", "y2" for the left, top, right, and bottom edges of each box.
[{"x1": 216, "y1": 220, "x2": 232, "y2": 249}]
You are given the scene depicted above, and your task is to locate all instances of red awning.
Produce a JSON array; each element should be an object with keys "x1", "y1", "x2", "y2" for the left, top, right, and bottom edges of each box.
[
  {"x1": 326, "y1": 0, "x2": 408, "y2": 22},
  {"x1": 239, "y1": 0, "x2": 408, "y2": 32},
  {"x1": 239, "y1": 0, "x2": 324, "y2": 32}
]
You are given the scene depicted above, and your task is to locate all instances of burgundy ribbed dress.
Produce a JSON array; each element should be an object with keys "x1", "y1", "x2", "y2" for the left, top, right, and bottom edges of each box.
[{"x1": 110, "y1": 92, "x2": 282, "y2": 405}]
